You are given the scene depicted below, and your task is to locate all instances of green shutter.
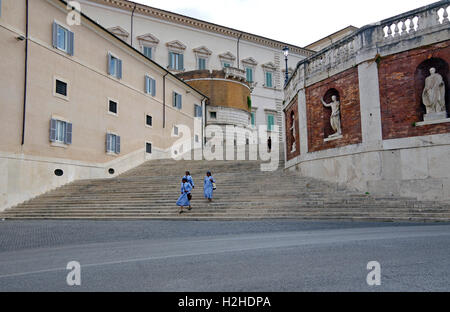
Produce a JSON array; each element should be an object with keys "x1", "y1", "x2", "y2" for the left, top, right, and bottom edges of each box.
[{"x1": 267, "y1": 115, "x2": 274, "y2": 131}]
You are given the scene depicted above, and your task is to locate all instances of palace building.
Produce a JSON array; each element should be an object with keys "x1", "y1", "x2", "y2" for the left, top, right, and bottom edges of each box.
[{"x1": 0, "y1": 0, "x2": 206, "y2": 210}]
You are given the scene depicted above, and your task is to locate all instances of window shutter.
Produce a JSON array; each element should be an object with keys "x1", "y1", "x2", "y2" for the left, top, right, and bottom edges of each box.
[
  {"x1": 179, "y1": 54, "x2": 184, "y2": 70},
  {"x1": 151, "y1": 78, "x2": 156, "y2": 97},
  {"x1": 52, "y1": 22, "x2": 58, "y2": 48},
  {"x1": 107, "y1": 53, "x2": 112, "y2": 75},
  {"x1": 145, "y1": 76, "x2": 150, "y2": 94},
  {"x1": 173, "y1": 92, "x2": 177, "y2": 107},
  {"x1": 117, "y1": 59, "x2": 122, "y2": 79},
  {"x1": 169, "y1": 52, "x2": 173, "y2": 69},
  {"x1": 64, "y1": 122, "x2": 72, "y2": 144},
  {"x1": 115, "y1": 136, "x2": 121, "y2": 154},
  {"x1": 177, "y1": 94, "x2": 182, "y2": 109},
  {"x1": 50, "y1": 119, "x2": 57, "y2": 142},
  {"x1": 68, "y1": 31, "x2": 74, "y2": 56},
  {"x1": 106, "y1": 133, "x2": 111, "y2": 152}
]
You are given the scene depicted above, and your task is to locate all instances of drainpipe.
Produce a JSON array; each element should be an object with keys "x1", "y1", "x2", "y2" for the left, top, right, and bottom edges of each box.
[
  {"x1": 163, "y1": 73, "x2": 169, "y2": 128},
  {"x1": 201, "y1": 96, "x2": 207, "y2": 153},
  {"x1": 21, "y1": 0, "x2": 29, "y2": 145},
  {"x1": 237, "y1": 32, "x2": 243, "y2": 69},
  {"x1": 130, "y1": 3, "x2": 137, "y2": 47}
]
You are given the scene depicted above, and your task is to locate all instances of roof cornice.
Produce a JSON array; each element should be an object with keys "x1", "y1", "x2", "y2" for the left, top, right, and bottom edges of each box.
[{"x1": 85, "y1": 0, "x2": 315, "y2": 57}]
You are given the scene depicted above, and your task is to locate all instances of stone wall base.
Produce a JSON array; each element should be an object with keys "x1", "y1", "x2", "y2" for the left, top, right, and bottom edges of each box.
[{"x1": 287, "y1": 145, "x2": 450, "y2": 203}]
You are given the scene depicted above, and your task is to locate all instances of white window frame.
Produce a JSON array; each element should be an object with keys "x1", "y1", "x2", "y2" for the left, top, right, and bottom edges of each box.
[
  {"x1": 264, "y1": 70, "x2": 274, "y2": 88},
  {"x1": 194, "y1": 104, "x2": 202, "y2": 118},
  {"x1": 245, "y1": 66, "x2": 254, "y2": 83},
  {"x1": 106, "y1": 131, "x2": 120, "y2": 155},
  {"x1": 173, "y1": 125, "x2": 179, "y2": 136},
  {"x1": 107, "y1": 98, "x2": 119, "y2": 116},
  {"x1": 50, "y1": 115, "x2": 72, "y2": 148},
  {"x1": 53, "y1": 76, "x2": 70, "y2": 101},
  {"x1": 55, "y1": 23, "x2": 69, "y2": 53},
  {"x1": 108, "y1": 52, "x2": 122, "y2": 79},
  {"x1": 142, "y1": 45, "x2": 154, "y2": 60},
  {"x1": 265, "y1": 110, "x2": 276, "y2": 132},
  {"x1": 145, "y1": 114, "x2": 153, "y2": 128},
  {"x1": 145, "y1": 75, "x2": 156, "y2": 97},
  {"x1": 173, "y1": 91, "x2": 182, "y2": 110},
  {"x1": 145, "y1": 141, "x2": 153, "y2": 154},
  {"x1": 197, "y1": 56, "x2": 208, "y2": 70}
]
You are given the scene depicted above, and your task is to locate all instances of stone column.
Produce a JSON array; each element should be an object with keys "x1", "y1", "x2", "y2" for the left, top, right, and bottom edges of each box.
[{"x1": 358, "y1": 61, "x2": 383, "y2": 150}]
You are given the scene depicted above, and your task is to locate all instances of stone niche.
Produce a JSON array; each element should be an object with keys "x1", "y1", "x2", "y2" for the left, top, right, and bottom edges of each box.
[
  {"x1": 415, "y1": 57, "x2": 449, "y2": 126},
  {"x1": 284, "y1": 96, "x2": 300, "y2": 161},
  {"x1": 322, "y1": 88, "x2": 342, "y2": 141}
]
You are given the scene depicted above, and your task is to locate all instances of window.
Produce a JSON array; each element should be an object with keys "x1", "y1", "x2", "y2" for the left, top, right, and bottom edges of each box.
[
  {"x1": 246, "y1": 67, "x2": 253, "y2": 83},
  {"x1": 223, "y1": 62, "x2": 231, "y2": 68},
  {"x1": 108, "y1": 100, "x2": 118, "y2": 115},
  {"x1": 106, "y1": 133, "x2": 120, "y2": 154},
  {"x1": 195, "y1": 135, "x2": 199, "y2": 143},
  {"x1": 198, "y1": 57, "x2": 207, "y2": 70},
  {"x1": 265, "y1": 72, "x2": 273, "y2": 88},
  {"x1": 146, "y1": 115, "x2": 153, "y2": 127},
  {"x1": 251, "y1": 112, "x2": 256, "y2": 126},
  {"x1": 146, "y1": 142, "x2": 152, "y2": 154},
  {"x1": 143, "y1": 46, "x2": 153, "y2": 59},
  {"x1": 169, "y1": 52, "x2": 184, "y2": 71},
  {"x1": 173, "y1": 92, "x2": 182, "y2": 109},
  {"x1": 108, "y1": 53, "x2": 122, "y2": 79},
  {"x1": 145, "y1": 75, "x2": 156, "y2": 96},
  {"x1": 210, "y1": 111, "x2": 217, "y2": 119},
  {"x1": 52, "y1": 22, "x2": 74, "y2": 56},
  {"x1": 55, "y1": 79, "x2": 67, "y2": 97},
  {"x1": 173, "y1": 126, "x2": 179, "y2": 136},
  {"x1": 50, "y1": 119, "x2": 72, "y2": 145},
  {"x1": 267, "y1": 114, "x2": 275, "y2": 131},
  {"x1": 194, "y1": 104, "x2": 202, "y2": 118},
  {"x1": 0, "y1": 0, "x2": 2, "y2": 18}
]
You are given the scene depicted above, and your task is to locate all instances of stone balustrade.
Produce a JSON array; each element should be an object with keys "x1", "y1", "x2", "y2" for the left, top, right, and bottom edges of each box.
[
  {"x1": 284, "y1": 0, "x2": 450, "y2": 106},
  {"x1": 224, "y1": 66, "x2": 247, "y2": 82}
]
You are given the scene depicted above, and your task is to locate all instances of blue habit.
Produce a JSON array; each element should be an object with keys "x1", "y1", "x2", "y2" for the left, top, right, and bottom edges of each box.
[
  {"x1": 183, "y1": 175, "x2": 195, "y2": 188},
  {"x1": 176, "y1": 182, "x2": 192, "y2": 207},
  {"x1": 203, "y1": 176, "x2": 215, "y2": 199}
]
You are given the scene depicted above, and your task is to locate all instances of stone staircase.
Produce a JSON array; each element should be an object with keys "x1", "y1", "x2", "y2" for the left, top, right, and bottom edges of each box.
[{"x1": 2, "y1": 156, "x2": 450, "y2": 221}]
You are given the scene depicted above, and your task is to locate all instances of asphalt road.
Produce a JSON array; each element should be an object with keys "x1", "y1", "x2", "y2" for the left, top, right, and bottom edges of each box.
[{"x1": 0, "y1": 220, "x2": 449, "y2": 291}]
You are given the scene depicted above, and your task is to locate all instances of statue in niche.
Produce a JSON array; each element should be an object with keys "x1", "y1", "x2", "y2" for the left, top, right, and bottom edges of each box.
[
  {"x1": 290, "y1": 112, "x2": 296, "y2": 152},
  {"x1": 422, "y1": 67, "x2": 446, "y2": 115},
  {"x1": 321, "y1": 95, "x2": 342, "y2": 138}
]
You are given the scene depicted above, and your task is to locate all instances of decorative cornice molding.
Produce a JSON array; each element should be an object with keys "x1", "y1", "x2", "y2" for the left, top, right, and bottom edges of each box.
[
  {"x1": 166, "y1": 40, "x2": 187, "y2": 52},
  {"x1": 107, "y1": 26, "x2": 129, "y2": 38},
  {"x1": 137, "y1": 33, "x2": 160, "y2": 45},
  {"x1": 85, "y1": 0, "x2": 314, "y2": 57},
  {"x1": 262, "y1": 62, "x2": 277, "y2": 71},
  {"x1": 193, "y1": 46, "x2": 212, "y2": 56},
  {"x1": 242, "y1": 57, "x2": 258, "y2": 66},
  {"x1": 219, "y1": 51, "x2": 236, "y2": 61}
]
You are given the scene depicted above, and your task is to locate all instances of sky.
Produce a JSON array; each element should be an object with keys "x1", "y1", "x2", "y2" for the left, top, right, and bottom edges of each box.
[{"x1": 131, "y1": 0, "x2": 437, "y2": 47}]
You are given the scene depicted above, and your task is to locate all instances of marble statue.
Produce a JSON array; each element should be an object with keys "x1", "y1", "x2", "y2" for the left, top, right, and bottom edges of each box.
[
  {"x1": 321, "y1": 95, "x2": 342, "y2": 137},
  {"x1": 290, "y1": 113, "x2": 296, "y2": 152},
  {"x1": 422, "y1": 67, "x2": 446, "y2": 115}
]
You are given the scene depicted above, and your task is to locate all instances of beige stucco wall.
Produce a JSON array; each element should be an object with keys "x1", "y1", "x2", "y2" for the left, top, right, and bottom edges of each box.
[{"x1": 0, "y1": 0, "x2": 204, "y2": 211}]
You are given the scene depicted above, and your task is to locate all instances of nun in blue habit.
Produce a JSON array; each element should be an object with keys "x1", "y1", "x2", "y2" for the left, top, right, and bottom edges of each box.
[
  {"x1": 183, "y1": 171, "x2": 195, "y2": 189},
  {"x1": 203, "y1": 171, "x2": 216, "y2": 202},
  {"x1": 177, "y1": 177, "x2": 192, "y2": 214}
]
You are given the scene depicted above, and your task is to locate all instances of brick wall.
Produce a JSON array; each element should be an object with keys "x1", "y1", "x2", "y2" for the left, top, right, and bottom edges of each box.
[
  {"x1": 284, "y1": 95, "x2": 300, "y2": 161},
  {"x1": 379, "y1": 40, "x2": 450, "y2": 140},
  {"x1": 305, "y1": 67, "x2": 362, "y2": 152}
]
